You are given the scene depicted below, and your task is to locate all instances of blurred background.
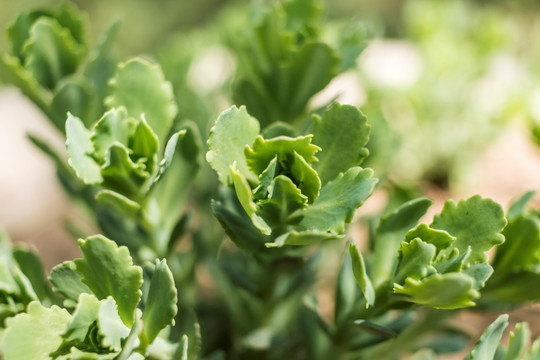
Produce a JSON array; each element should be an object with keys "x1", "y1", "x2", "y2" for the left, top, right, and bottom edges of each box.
[{"x1": 2, "y1": 0, "x2": 540, "y2": 357}]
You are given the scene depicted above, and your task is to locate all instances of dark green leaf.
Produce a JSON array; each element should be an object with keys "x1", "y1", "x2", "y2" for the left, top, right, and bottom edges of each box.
[
  {"x1": 49, "y1": 262, "x2": 91, "y2": 306},
  {"x1": 507, "y1": 191, "x2": 535, "y2": 221},
  {"x1": 258, "y1": 175, "x2": 308, "y2": 227}
]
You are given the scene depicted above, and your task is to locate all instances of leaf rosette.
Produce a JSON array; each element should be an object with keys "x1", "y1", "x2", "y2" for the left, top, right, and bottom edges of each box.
[{"x1": 207, "y1": 104, "x2": 377, "y2": 249}]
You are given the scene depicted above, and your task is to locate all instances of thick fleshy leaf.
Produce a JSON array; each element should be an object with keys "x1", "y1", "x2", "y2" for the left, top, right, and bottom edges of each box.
[
  {"x1": 101, "y1": 144, "x2": 149, "y2": 198},
  {"x1": 393, "y1": 239, "x2": 436, "y2": 285},
  {"x1": 63, "y1": 293, "x2": 100, "y2": 343},
  {"x1": 463, "y1": 263, "x2": 493, "y2": 290},
  {"x1": 50, "y1": 77, "x2": 97, "y2": 130},
  {"x1": 106, "y1": 58, "x2": 177, "y2": 145},
  {"x1": 97, "y1": 297, "x2": 130, "y2": 351},
  {"x1": 95, "y1": 190, "x2": 141, "y2": 218},
  {"x1": 49, "y1": 262, "x2": 91, "y2": 305},
  {"x1": 12, "y1": 246, "x2": 54, "y2": 303},
  {"x1": 371, "y1": 198, "x2": 433, "y2": 286},
  {"x1": 465, "y1": 315, "x2": 508, "y2": 360},
  {"x1": 73, "y1": 235, "x2": 143, "y2": 326},
  {"x1": 394, "y1": 273, "x2": 479, "y2": 309},
  {"x1": 504, "y1": 322, "x2": 530, "y2": 360},
  {"x1": 2, "y1": 301, "x2": 71, "y2": 360},
  {"x1": 289, "y1": 150, "x2": 321, "y2": 203},
  {"x1": 491, "y1": 215, "x2": 540, "y2": 279},
  {"x1": 143, "y1": 259, "x2": 178, "y2": 344},
  {"x1": 206, "y1": 106, "x2": 260, "y2": 185},
  {"x1": 230, "y1": 163, "x2": 271, "y2": 234},
  {"x1": 153, "y1": 122, "x2": 202, "y2": 232},
  {"x1": 312, "y1": 103, "x2": 370, "y2": 184},
  {"x1": 296, "y1": 167, "x2": 376, "y2": 233},
  {"x1": 91, "y1": 108, "x2": 133, "y2": 162},
  {"x1": 23, "y1": 18, "x2": 84, "y2": 90},
  {"x1": 507, "y1": 191, "x2": 535, "y2": 221},
  {"x1": 483, "y1": 270, "x2": 540, "y2": 304},
  {"x1": 130, "y1": 115, "x2": 159, "y2": 169},
  {"x1": 349, "y1": 243, "x2": 375, "y2": 308},
  {"x1": 245, "y1": 135, "x2": 320, "y2": 175},
  {"x1": 405, "y1": 224, "x2": 455, "y2": 250},
  {"x1": 66, "y1": 114, "x2": 103, "y2": 184},
  {"x1": 432, "y1": 196, "x2": 506, "y2": 264},
  {"x1": 254, "y1": 156, "x2": 278, "y2": 200},
  {"x1": 258, "y1": 175, "x2": 308, "y2": 227},
  {"x1": 265, "y1": 229, "x2": 340, "y2": 248}
]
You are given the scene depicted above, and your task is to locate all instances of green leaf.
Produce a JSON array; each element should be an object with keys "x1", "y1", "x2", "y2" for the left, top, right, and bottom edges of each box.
[
  {"x1": 97, "y1": 297, "x2": 130, "y2": 351},
  {"x1": 245, "y1": 135, "x2": 320, "y2": 175},
  {"x1": 50, "y1": 77, "x2": 96, "y2": 130},
  {"x1": 432, "y1": 196, "x2": 506, "y2": 264},
  {"x1": 66, "y1": 114, "x2": 103, "y2": 184},
  {"x1": 349, "y1": 243, "x2": 375, "y2": 308},
  {"x1": 296, "y1": 167, "x2": 376, "y2": 233},
  {"x1": 394, "y1": 273, "x2": 479, "y2": 309},
  {"x1": 504, "y1": 322, "x2": 530, "y2": 360},
  {"x1": 289, "y1": 150, "x2": 321, "y2": 203},
  {"x1": 206, "y1": 106, "x2": 260, "y2": 185},
  {"x1": 265, "y1": 229, "x2": 340, "y2": 247},
  {"x1": 371, "y1": 197, "x2": 433, "y2": 287},
  {"x1": 2, "y1": 301, "x2": 71, "y2": 360},
  {"x1": 491, "y1": 215, "x2": 540, "y2": 279},
  {"x1": 258, "y1": 175, "x2": 308, "y2": 227},
  {"x1": 49, "y1": 262, "x2": 91, "y2": 306},
  {"x1": 143, "y1": 259, "x2": 178, "y2": 344},
  {"x1": 106, "y1": 58, "x2": 177, "y2": 145},
  {"x1": 101, "y1": 144, "x2": 149, "y2": 198},
  {"x1": 23, "y1": 17, "x2": 85, "y2": 90},
  {"x1": 254, "y1": 156, "x2": 279, "y2": 200},
  {"x1": 230, "y1": 163, "x2": 271, "y2": 234},
  {"x1": 130, "y1": 115, "x2": 159, "y2": 170},
  {"x1": 410, "y1": 349, "x2": 436, "y2": 360},
  {"x1": 482, "y1": 270, "x2": 540, "y2": 304},
  {"x1": 465, "y1": 314, "x2": 508, "y2": 360},
  {"x1": 312, "y1": 103, "x2": 370, "y2": 184},
  {"x1": 95, "y1": 190, "x2": 141, "y2": 218},
  {"x1": 507, "y1": 191, "x2": 535, "y2": 220},
  {"x1": 74, "y1": 235, "x2": 143, "y2": 326},
  {"x1": 63, "y1": 293, "x2": 100, "y2": 343},
  {"x1": 278, "y1": 42, "x2": 339, "y2": 119},
  {"x1": 405, "y1": 224, "x2": 455, "y2": 250},
  {"x1": 12, "y1": 246, "x2": 54, "y2": 303},
  {"x1": 153, "y1": 122, "x2": 202, "y2": 232},
  {"x1": 91, "y1": 108, "x2": 133, "y2": 163},
  {"x1": 393, "y1": 239, "x2": 436, "y2": 285},
  {"x1": 463, "y1": 263, "x2": 493, "y2": 290}
]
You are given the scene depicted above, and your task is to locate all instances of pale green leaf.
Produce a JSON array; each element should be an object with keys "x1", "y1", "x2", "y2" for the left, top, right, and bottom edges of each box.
[
  {"x1": 394, "y1": 238, "x2": 436, "y2": 285},
  {"x1": 130, "y1": 115, "x2": 159, "y2": 170},
  {"x1": 97, "y1": 297, "x2": 130, "y2": 351},
  {"x1": 143, "y1": 259, "x2": 178, "y2": 344},
  {"x1": 296, "y1": 167, "x2": 376, "y2": 233},
  {"x1": 465, "y1": 315, "x2": 508, "y2": 360},
  {"x1": 95, "y1": 190, "x2": 141, "y2": 218},
  {"x1": 504, "y1": 322, "x2": 530, "y2": 360},
  {"x1": 106, "y1": 58, "x2": 177, "y2": 145},
  {"x1": 206, "y1": 106, "x2": 260, "y2": 185},
  {"x1": 289, "y1": 150, "x2": 321, "y2": 203},
  {"x1": 394, "y1": 273, "x2": 479, "y2": 309},
  {"x1": 463, "y1": 263, "x2": 493, "y2": 290},
  {"x1": 63, "y1": 293, "x2": 100, "y2": 343},
  {"x1": 349, "y1": 243, "x2": 375, "y2": 308},
  {"x1": 312, "y1": 103, "x2": 370, "y2": 184},
  {"x1": 254, "y1": 156, "x2": 278, "y2": 200},
  {"x1": 410, "y1": 349, "x2": 436, "y2": 360},
  {"x1": 74, "y1": 235, "x2": 142, "y2": 326},
  {"x1": 66, "y1": 114, "x2": 103, "y2": 184},
  {"x1": 432, "y1": 196, "x2": 506, "y2": 264},
  {"x1": 2, "y1": 301, "x2": 71, "y2": 360}
]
